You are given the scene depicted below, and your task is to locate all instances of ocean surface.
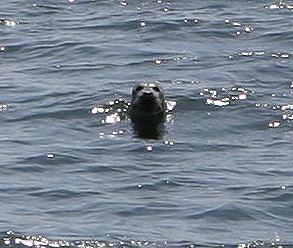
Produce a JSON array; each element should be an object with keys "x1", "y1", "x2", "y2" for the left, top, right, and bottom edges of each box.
[{"x1": 0, "y1": 0, "x2": 293, "y2": 247}]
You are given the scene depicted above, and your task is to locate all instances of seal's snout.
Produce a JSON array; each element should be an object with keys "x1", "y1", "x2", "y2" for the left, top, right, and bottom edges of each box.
[
  {"x1": 143, "y1": 91, "x2": 152, "y2": 96},
  {"x1": 142, "y1": 91, "x2": 156, "y2": 101}
]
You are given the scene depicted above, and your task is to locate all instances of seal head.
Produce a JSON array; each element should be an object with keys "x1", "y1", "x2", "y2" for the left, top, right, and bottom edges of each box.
[{"x1": 130, "y1": 82, "x2": 166, "y2": 139}]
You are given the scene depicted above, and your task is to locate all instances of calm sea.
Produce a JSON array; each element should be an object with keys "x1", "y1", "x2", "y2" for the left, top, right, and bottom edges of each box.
[{"x1": 0, "y1": 0, "x2": 293, "y2": 247}]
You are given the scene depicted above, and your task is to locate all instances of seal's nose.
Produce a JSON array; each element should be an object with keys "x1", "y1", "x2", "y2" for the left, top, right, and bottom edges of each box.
[{"x1": 143, "y1": 91, "x2": 153, "y2": 96}]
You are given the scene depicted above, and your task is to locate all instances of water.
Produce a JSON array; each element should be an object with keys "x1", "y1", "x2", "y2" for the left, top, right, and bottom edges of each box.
[{"x1": 0, "y1": 0, "x2": 293, "y2": 247}]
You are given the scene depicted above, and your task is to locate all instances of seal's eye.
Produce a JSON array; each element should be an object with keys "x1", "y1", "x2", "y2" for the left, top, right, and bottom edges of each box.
[
  {"x1": 135, "y1": 86, "x2": 144, "y2": 92},
  {"x1": 152, "y1": 86, "x2": 160, "y2": 92}
]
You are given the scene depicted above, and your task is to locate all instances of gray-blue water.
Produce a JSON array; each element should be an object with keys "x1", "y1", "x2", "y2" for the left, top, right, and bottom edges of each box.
[{"x1": 0, "y1": 0, "x2": 293, "y2": 248}]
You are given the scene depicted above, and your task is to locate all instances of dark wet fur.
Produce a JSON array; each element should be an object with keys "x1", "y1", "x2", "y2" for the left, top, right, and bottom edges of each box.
[{"x1": 129, "y1": 82, "x2": 166, "y2": 139}]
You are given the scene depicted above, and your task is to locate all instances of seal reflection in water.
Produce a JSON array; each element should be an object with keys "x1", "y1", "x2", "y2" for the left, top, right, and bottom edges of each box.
[{"x1": 130, "y1": 82, "x2": 166, "y2": 139}]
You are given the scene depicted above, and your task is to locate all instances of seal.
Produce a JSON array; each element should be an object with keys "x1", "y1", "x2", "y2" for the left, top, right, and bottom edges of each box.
[{"x1": 129, "y1": 82, "x2": 166, "y2": 139}]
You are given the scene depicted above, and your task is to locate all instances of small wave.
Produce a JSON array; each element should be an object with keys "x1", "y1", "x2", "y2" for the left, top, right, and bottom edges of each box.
[
  {"x1": 91, "y1": 98, "x2": 130, "y2": 124},
  {"x1": 3, "y1": 153, "x2": 87, "y2": 174},
  {"x1": 1, "y1": 232, "x2": 161, "y2": 248},
  {"x1": 229, "y1": 51, "x2": 292, "y2": 60},
  {"x1": 24, "y1": 153, "x2": 85, "y2": 165},
  {"x1": 0, "y1": 19, "x2": 19, "y2": 27},
  {"x1": 28, "y1": 189, "x2": 101, "y2": 200},
  {"x1": 0, "y1": 103, "x2": 9, "y2": 111},
  {"x1": 91, "y1": 97, "x2": 177, "y2": 125},
  {"x1": 254, "y1": 101, "x2": 293, "y2": 129},
  {"x1": 198, "y1": 86, "x2": 250, "y2": 107},
  {"x1": 1, "y1": 231, "x2": 291, "y2": 248},
  {"x1": 6, "y1": 108, "x2": 88, "y2": 123},
  {"x1": 186, "y1": 203, "x2": 254, "y2": 221},
  {"x1": 224, "y1": 19, "x2": 254, "y2": 35},
  {"x1": 265, "y1": 1, "x2": 293, "y2": 10}
]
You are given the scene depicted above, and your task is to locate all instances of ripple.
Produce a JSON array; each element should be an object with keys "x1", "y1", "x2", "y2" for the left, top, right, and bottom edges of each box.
[
  {"x1": 1, "y1": 232, "x2": 161, "y2": 248},
  {"x1": 186, "y1": 203, "x2": 254, "y2": 221},
  {"x1": 199, "y1": 87, "x2": 250, "y2": 108},
  {"x1": 91, "y1": 97, "x2": 177, "y2": 125},
  {"x1": 91, "y1": 98, "x2": 130, "y2": 124},
  {"x1": 253, "y1": 99, "x2": 293, "y2": 128},
  {"x1": 0, "y1": 19, "x2": 19, "y2": 27},
  {"x1": 268, "y1": 120, "x2": 281, "y2": 128},
  {"x1": 265, "y1": 1, "x2": 293, "y2": 10},
  {"x1": 29, "y1": 189, "x2": 101, "y2": 200},
  {"x1": 224, "y1": 19, "x2": 254, "y2": 35},
  {"x1": 1, "y1": 231, "x2": 290, "y2": 248},
  {"x1": 153, "y1": 55, "x2": 196, "y2": 67},
  {"x1": 0, "y1": 103, "x2": 8, "y2": 111},
  {"x1": 19, "y1": 153, "x2": 86, "y2": 168},
  {"x1": 116, "y1": 203, "x2": 176, "y2": 217},
  {"x1": 229, "y1": 51, "x2": 292, "y2": 60},
  {"x1": 140, "y1": 21, "x2": 148, "y2": 27},
  {"x1": 237, "y1": 239, "x2": 285, "y2": 248},
  {"x1": 30, "y1": 3, "x2": 64, "y2": 13}
]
